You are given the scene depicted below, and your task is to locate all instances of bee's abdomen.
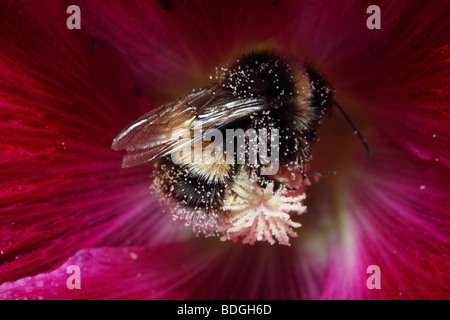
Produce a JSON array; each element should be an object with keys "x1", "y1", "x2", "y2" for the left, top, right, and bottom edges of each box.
[{"x1": 157, "y1": 157, "x2": 233, "y2": 211}]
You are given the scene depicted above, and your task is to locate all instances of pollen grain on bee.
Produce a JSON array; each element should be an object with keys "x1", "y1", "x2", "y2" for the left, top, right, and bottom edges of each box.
[{"x1": 169, "y1": 125, "x2": 280, "y2": 175}]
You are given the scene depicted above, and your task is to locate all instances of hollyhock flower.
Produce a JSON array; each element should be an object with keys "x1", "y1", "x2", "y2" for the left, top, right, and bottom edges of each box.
[{"x1": 0, "y1": 0, "x2": 449, "y2": 300}]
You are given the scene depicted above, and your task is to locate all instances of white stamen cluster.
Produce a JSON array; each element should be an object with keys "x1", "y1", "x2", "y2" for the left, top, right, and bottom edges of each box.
[{"x1": 221, "y1": 170, "x2": 307, "y2": 246}]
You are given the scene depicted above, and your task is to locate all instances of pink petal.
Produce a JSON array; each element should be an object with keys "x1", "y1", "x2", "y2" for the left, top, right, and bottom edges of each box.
[
  {"x1": 281, "y1": 0, "x2": 450, "y2": 167},
  {"x1": 0, "y1": 2, "x2": 179, "y2": 284},
  {"x1": 0, "y1": 241, "x2": 327, "y2": 299},
  {"x1": 320, "y1": 138, "x2": 450, "y2": 299},
  {"x1": 76, "y1": 0, "x2": 302, "y2": 103}
]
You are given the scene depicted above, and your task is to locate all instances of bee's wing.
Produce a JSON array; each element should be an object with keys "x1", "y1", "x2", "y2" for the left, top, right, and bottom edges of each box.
[{"x1": 112, "y1": 85, "x2": 277, "y2": 168}]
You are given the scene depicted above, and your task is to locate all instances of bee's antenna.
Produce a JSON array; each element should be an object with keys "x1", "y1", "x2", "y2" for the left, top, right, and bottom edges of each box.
[{"x1": 332, "y1": 101, "x2": 371, "y2": 157}]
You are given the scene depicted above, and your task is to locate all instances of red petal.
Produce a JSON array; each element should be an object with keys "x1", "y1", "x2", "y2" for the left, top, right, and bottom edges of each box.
[
  {"x1": 0, "y1": 2, "x2": 179, "y2": 283},
  {"x1": 76, "y1": 0, "x2": 302, "y2": 103}
]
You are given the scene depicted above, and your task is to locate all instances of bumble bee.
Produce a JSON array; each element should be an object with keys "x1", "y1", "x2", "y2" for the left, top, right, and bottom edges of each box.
[{"x1": 112, "y1": 50, "x2": 369, "y2": 243}]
